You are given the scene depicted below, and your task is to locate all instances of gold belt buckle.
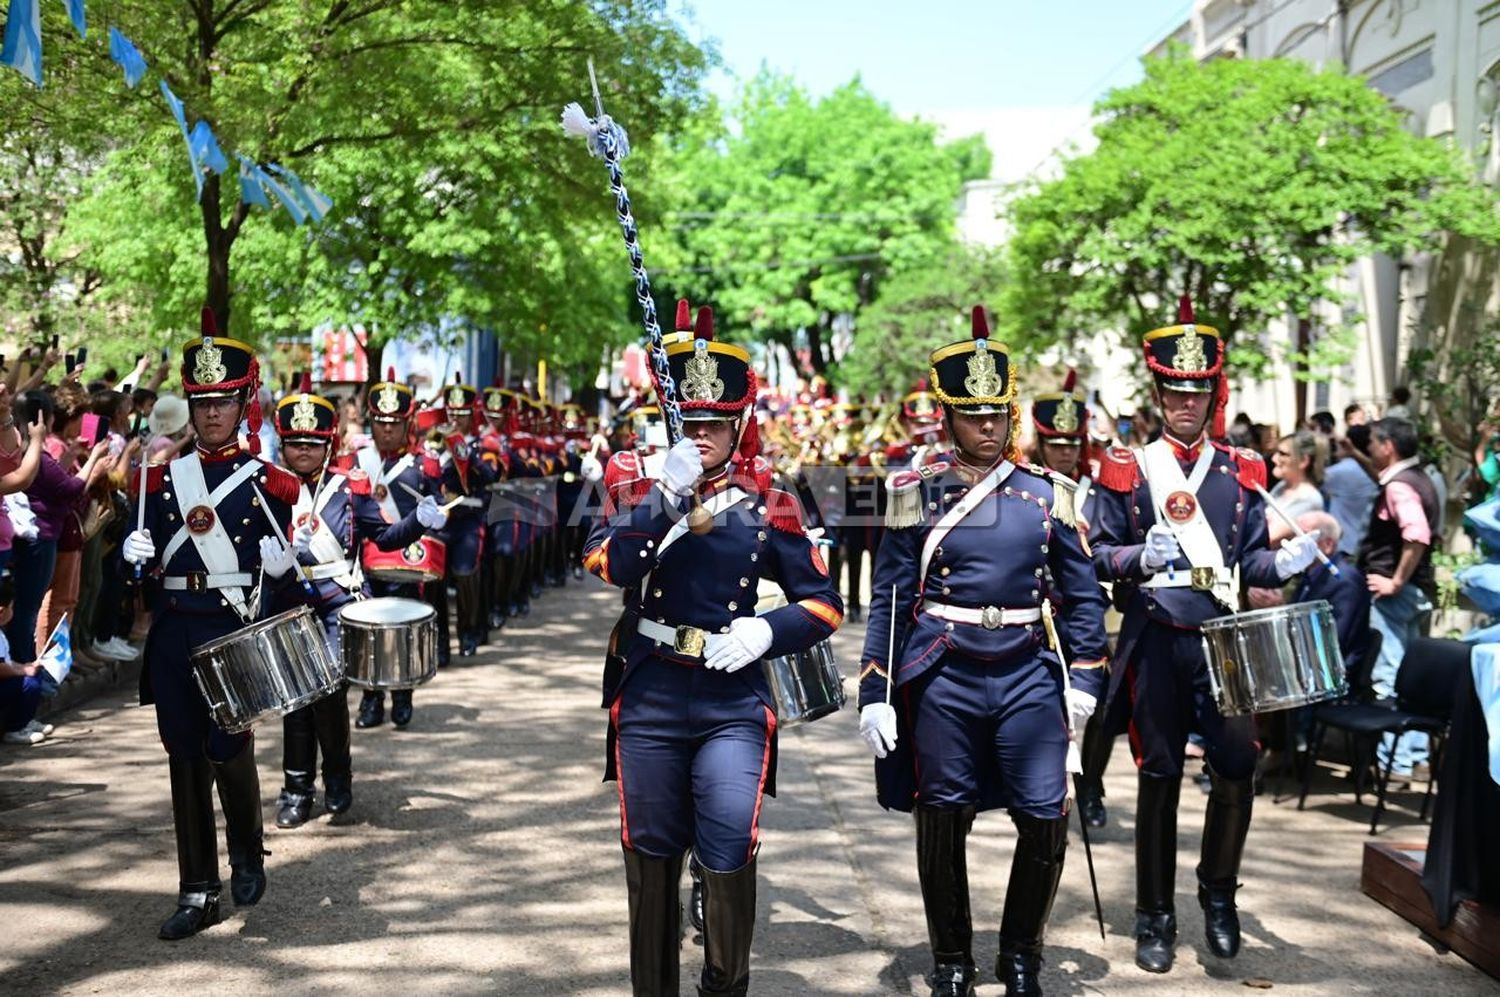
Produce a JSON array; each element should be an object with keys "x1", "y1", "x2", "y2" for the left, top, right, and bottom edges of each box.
[
  {"x1": 1190, "y1": 567, "x2": 1216, "y2": 592},
  {"x1": 186, "y1": 572, "x2": 207, "y2": 593},
  {"x1": 979, "y1": 606, "x2": 1003, "y2": 630},
  {"x1": 674, "y1": 625, "x2": 707, "y2": 657}
]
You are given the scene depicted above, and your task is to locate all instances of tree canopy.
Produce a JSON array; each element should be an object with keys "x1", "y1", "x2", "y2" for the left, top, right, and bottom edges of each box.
[
  {"x1": 1000, "y1": 49, "x2": 1500, "y2": 401},
  {"x1": 3, "y1": 0, "x2": 708, "y2": 378},
  {"x1": 652, "y1": 73, "x2": 990, "y2": 378}
]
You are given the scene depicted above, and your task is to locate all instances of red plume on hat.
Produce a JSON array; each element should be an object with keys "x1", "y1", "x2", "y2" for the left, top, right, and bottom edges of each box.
[
  {"x1": 971, "y1": 305, "x2": 989, "y2": 340},
  {"x1": 1177, "y1": 293, "x2": 1194, "y2": 325},
  {"x1": 386, "y1": 366, "x2": 396, "y2": 382},
  {"x1": 694, "y1": 305, "x2": 714, "y2": 341},
  {"x1": 298, "y1": 372, "x2": 313, "y2": 394},
  {"x1": 1062, "y1": 368, "x2": 1077, "y2": 394},
  {"x1": 675, "y1": 298, "x2": 692, "y2": 332}
]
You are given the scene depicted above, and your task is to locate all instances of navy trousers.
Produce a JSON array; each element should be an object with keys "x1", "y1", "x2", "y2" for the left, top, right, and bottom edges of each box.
[
  {"x1": 612, "y1": 656, "x2": 774, "y2": 872},
  {"x1": 147, "y1": 611, "x2": 252, "y2": 762},
  {"x1": 1124, "y1": 621, "x2": 1257, "y2": 780},
  {"x1": 907, "y1": 652, "x2": 1069, "y2": 818}
]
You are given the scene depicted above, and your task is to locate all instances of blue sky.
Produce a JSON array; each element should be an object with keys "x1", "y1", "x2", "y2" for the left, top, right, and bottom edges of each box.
[{"x1": 676, "y1": 0, "x2": 1193, "y2": 181}]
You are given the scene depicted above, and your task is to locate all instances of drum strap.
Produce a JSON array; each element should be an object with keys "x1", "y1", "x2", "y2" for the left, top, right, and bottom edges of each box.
[
  {"x1": 1137, "y1": 441, "x2": 1236, "y2": 601},
  {"x1": 357, "y1": 448, "x2": 411, "y2": 522},
  {"x1": 162, "y1": 455, "x2": 261, "y2": 622},
  {"x1": 295, "y1": 477, "x2": 364, "y2": 592},
  {"x1": 918, "y1": 460, "x2": 1015, "y2": 593}
]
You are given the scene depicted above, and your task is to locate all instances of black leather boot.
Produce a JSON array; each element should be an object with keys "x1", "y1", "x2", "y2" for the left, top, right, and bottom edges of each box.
[
  {"x1": 391, "y1": 689, "x2": 414, "y2": 728},
  {"x1": 688, "y1": 852, "x2": 706, "y2": 932},
  {"x1": 213, "y1": 743, "x2": 267, "y2": 907},
  {"x1": 277, "y1": 707, "x2": 317, "y2": 828},
  {"x1": 1079, "y1": 714, "x2": 1112, "y2": 829},
  {"x1": 160, "y1": 755, "x2": 223, "y2": 940},
  {"x1": 1134, "y1": 772, "x2": 1181, "y2": 974},
  {"x1": 915, "y1": 805, "x2": 977, "y2": 996},
  {"x1": 623, "y1": 847, "x2": 685, "y2": 997},
  {"x1": 1197, "y1": 768, "x2": 1253, "y2": 959},
  {"x1": 698, "y1": 854, "x2": 756, "y2": 996},
  {"x1": 997, "y1": 812, "x2": 1068, "y2": 996},
  {"x1": 314, "y1": 690, "x2": 353, "y2": 815},
  {"x1": 356, "y1": 690, "x2": 385, "y2": 729}
]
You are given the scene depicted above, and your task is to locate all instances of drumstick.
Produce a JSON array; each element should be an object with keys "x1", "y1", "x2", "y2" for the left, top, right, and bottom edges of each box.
[
  {"x1": 884, "y1": 582, "x2": 896, "y2": 707},
  {"x1": 134, "y1": 459, "x2": 147, "y2": 581},
  {"x1": 1252, "y1": 482, "x2": 1340, "y2": 577},
  {"x1": 398, "y1": 481, "x2": 425, "y2": 503},
  {"x1": 250, "y1": 482, "x2": 318, "y2": 597},
  {"x1": 440, "y1": 494, "x2": 467, "y2": 513}
]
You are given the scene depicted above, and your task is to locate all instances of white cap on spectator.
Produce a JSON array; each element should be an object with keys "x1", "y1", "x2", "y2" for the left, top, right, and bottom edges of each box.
[{"x1": 148, "y1": 394, "x2": 189, "y2": 436}]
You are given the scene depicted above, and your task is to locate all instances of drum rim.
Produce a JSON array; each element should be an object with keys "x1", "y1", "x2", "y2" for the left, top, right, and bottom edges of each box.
[
  {"x1": 189, "y1": 605, "x2": 318, "y2": 659},
  {"x1": 338, "y1": 597, "x2": 437, "y2": 626},
  {"x1": 1200, "y1": 598, "x2": 1334, "y2": 631}
]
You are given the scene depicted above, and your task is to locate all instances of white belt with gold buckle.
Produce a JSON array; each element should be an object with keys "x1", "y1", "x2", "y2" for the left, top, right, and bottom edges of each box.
[
  {"x1": 637, "y1": 618, "x2": 712, "y2": 657},
  {"x1": 920, "y1": 602, "x2": 1042, "y2": 629}
]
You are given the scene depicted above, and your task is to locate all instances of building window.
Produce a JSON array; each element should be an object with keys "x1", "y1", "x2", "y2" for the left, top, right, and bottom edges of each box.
[{"x1": 1368, "y1": 48, "x2": 1433, "y2": 98}]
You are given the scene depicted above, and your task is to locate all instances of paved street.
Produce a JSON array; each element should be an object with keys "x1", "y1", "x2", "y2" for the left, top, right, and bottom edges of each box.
[{"x1": 0, "y1": 581, "x2": 1492, "y2": 995}]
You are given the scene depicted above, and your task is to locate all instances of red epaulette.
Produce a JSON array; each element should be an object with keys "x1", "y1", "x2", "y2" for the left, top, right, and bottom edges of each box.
[
  {"x1": 1219, "y1": 442, "x2": 1268, "y2": 491},
  {"x1": 750, "y1": 454, "x2": 775, "y2": 495},
  {"x1": 885, "y1": 443, "x2": 912, "y2": 460},
  {"x1": 764, "y1": 488, "x2": 806, "y2": 535},
  {"x1": 603, "y1": 451, "x2": 651, "y2": 514},
  {"x1": 134, "y1": 462, "x2": 168, "y2": 496},
  {"x1": 258, "y1": 462, "x2": 302, "y2": 505},
  {"x1": 1096, "y1": 446, "x2": 1139, "y2": 492},
  {"x1": 422, "y1": 455, "x2": 442, "y2": 479},
  {"x1": 345, "y1": 468, "x2": 372, "y2": 496}
]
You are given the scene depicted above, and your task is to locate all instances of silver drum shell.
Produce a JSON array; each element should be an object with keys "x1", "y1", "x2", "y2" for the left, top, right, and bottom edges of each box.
[
  {"x1": 1200, "y1": 599, "x2": 1347, "y2": 716},
  {"x1": 338, "y1": 597, "x2": 439, "y2": 690},
  {"x1": 761, "y1": 639, "x2": 845, "y2": 727},
  {"x1": 190, "y1": 605, "x2": 343, "y2": 734}
]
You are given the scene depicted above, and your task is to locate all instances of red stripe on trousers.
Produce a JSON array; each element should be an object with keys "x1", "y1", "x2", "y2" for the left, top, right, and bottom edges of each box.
[
  {"x1": 747, "y1": 706, "x2": 777, "y2": 863},
  {"x1": 610, "y1": 697, "x2": 633, "y2": 851}
]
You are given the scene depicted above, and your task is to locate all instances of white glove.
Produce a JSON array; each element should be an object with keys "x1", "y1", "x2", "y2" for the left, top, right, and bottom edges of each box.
[
  {"x1": 416, "y1": 494, "x2": 448, "y2": 529},
  {"x1": 1275, "y1": 529, "x2": 1322, "y2": 579},
  {"x1": 292, "y1": 523, "x2": 316, "y2": 556},
  {"x1": 1064, "y1": 688, "x2": 1097, "y2": 735},
  {"x1": 658, "y1": 437, "x2": 703, "y2": 497},
  {"x1": 122, "y1": 529, "x2": 155, "y2": 565},
  {"x1": 259, "y1": 536, "x2": 296, "y2": 579},
  {"x1": 1141, "y1": 524, "x2": 1181, "y2": 572},
  {"x1": 307, "y1": 530, "x2": 345, "y2": 565},
  {"x1": 703, "y1": 615, "x2": 774, "y2": 672},
  {"x1": 580, "y1": 455, "x2": 604, "y2": 483},
  {"x1": 859, "y1": 703, "x2": 899, "y2": 759}
]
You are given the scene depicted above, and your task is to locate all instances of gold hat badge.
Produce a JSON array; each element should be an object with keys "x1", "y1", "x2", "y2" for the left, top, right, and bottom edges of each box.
[
  {"x1": 681, "y1": 343, "x2": 725, "y2": 402},
  {"x1": 194, "y1": 338, "x2": 227, "y2": 384}
]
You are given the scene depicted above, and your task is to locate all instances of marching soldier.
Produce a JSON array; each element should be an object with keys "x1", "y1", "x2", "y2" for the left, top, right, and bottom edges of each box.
[
  {"x1": 856, "y1": 307, "x2": 1109, "y2": 997},
  {"x1": 352, "y1": 369, "x2": 449, "y2": 728},
  {"x1": 121, "y1": 310, "x2": 301, "y2": 940},
  {"x1": 1029, "y1": 373, "x2": 1113, "y2": 829},
  {"x1": 1091, "y1": 296, "x2": 1320, "y2": 974},
  {"x1": 479, "y1": 385, "x2": 518, "y2": 629},
  {"x1": 440, "y1": 374, "x2": 496, "y2": 657},
  {"x1": 270, "y1": 376, "x2": 445, "y2": 825},
  {"x1": 585, "y1": 305, "x2": 842, "y2": 997}
]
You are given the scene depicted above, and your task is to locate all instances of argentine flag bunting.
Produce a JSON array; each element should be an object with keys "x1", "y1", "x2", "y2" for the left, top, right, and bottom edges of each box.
[{"x1": 0, "y1": 0, "x2": 43, "y2": 87}]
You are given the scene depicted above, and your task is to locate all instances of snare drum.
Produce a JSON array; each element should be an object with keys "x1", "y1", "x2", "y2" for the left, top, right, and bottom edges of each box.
[
  {"x1": 190, "y1": 606, "x2": 342, "y2": 734},
  {"x1": 362, "y1": 535, "x2": 447, "y2": 585},
  {"x1": 762, "y1": 639, "x2": 845, "y2": 727},
  {"x1": 338, "y1": 597, "x2": 439, "y2": 690},
  {"x1": 1200, "y1": 600, "x2": 1347, "y2": 717}
]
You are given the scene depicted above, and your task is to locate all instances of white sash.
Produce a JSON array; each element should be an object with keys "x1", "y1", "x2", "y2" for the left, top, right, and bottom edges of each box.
[
  {"x1": 1137, "y1": 440, "x2": 1236, "y2": 599},
  {"x1": 294, "y1": 475, "x2": 363, "y2": 592},
  {"x1": 357, "y1": 448, "x2": 413, "y2": 522},
  {"x1": 1075, "y1": 475, "x2": 1094, "y2": 526},
  {"x1": 918, "y1": 460, "x2": 1015, "y2": 591},
  {"x1": 640, "y1": 486, "x2": 751, "y2": 602},
  {"x1": 163, "y1": 455, "x2": 260, "y2": 621}
]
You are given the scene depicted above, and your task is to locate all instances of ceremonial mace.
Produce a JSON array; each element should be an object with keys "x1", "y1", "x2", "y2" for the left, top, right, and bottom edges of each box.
[{"x1": 562, "y1": 61, "x2": 713, "y2": 536}]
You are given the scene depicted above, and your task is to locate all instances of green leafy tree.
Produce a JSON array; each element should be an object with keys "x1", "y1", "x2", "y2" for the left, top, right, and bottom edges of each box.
[
  {"x1": 1002, "y1": 50, "x2": 1500, "y2": 421},
  {"x1": 839, "y1": 245, "x2": 1008, "y2": 399},
  {"x1": 16, "y1": 0, "x2": 707, "y2": 373},
  {"x1": 655, "y1": 74, "x2": 989, "y2": 376}
]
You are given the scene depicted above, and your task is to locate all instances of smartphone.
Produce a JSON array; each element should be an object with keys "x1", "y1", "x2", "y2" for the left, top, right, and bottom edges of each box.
[
  {"x1": 80, "y1": 412, "x2": 102, "y2": 445},
  {"x1": 1117, "y1": 417, "x2": 1133, "y2": 440},
  {"x1": 50, "y1": 333, "x2": 59, "y2": 351},
  {"x1": 76, "y1": 347, "x2": 88, "y2": 368},
  {"x1": 132, "y1": 412, "x2": 146, "y2": 438},
  {"x1": 159, "y1": 347, "x2": 169, "y2": 361},
  {"x1": 65, "y1": 353, "x2": 76, "y2": 372}
]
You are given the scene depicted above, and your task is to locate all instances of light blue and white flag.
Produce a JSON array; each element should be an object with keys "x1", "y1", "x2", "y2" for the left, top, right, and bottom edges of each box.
[
  {"x1": 38, "y1": 613, "x2": 73, "y2": 686},
  {"x1": 237, "y1": 154, "x2": 271, "y2": 208},
  {"x1": 64, "y1": 0, "x2": 83, "y2": 38},
  {"x1": 108, "y1": 26, "x2": 145, "y2": 86},
  {"x1": 159, "y1": 79, "x2": 207, "y2": 199},
  {"x1": 189, "y1": 120, "x2": 228, "y2": 176},
  {"x1": 266, "y1": 162, "x2": 333, "y2": 223},
  {"x1": 0, "y1": 0, "x2": 42, "y2": 86}
]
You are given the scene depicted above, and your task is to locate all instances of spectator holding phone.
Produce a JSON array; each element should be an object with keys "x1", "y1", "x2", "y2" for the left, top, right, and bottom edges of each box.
[{"x1": 0, "y1": 386, "x2": 49, "y2": 576}]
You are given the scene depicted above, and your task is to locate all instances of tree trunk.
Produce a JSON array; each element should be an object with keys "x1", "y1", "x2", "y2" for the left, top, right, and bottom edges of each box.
[
  {"x1": 806, "y1": 322, "x2": 827, "y2": 376},
  {"x1": 200, "y1": 174, "x2": 233, "y2": 328},
  {"x1": 1294, "y1": 315, "x2": 1311, "y2": 429}
]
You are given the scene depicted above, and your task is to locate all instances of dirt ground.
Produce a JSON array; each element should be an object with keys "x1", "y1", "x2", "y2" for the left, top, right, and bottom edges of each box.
[{"x1": 0, "y1": 580, "x2": 1492, "y2": 995}]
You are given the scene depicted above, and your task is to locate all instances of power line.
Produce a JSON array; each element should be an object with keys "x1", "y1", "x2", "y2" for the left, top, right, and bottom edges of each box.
[{"x1": 653, "y1": 252, "x2": 882, "y2": 275}]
